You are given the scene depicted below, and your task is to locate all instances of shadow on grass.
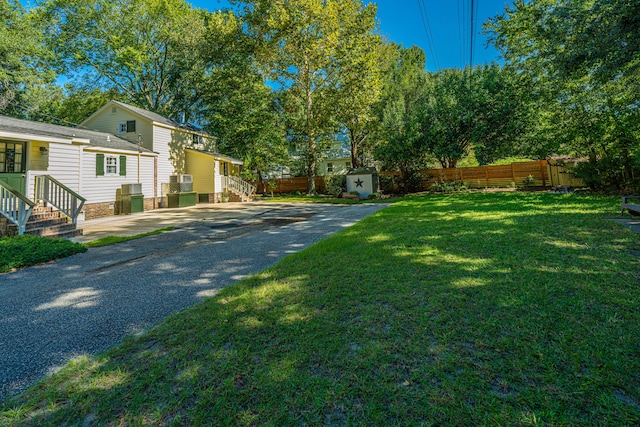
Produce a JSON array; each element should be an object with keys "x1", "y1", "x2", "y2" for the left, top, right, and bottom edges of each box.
[{"x1": 3, "y1": 193, "x2": 639, "y2": 426}]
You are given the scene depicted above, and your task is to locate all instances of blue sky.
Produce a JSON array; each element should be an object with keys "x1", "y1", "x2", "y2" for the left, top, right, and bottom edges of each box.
[{"x1": 196, "y1": 0, "x2": 513, "y2": 71}]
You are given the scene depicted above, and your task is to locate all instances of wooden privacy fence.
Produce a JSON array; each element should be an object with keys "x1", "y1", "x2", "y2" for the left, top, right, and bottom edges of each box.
[
  {"x1": 256, "y1": 176, "x2": 325, "y2": 194},
  {"x1": 257, "y1": 160, "x2": 584, "y2": 194},
  {"x1": 424, "y1": 160, "x2": 549, "y2": 189}
]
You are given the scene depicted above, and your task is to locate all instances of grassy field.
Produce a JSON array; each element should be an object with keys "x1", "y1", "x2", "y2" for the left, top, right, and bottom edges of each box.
[{"x1": 2, "y1": 192, "x2": 639, "y2": 426}]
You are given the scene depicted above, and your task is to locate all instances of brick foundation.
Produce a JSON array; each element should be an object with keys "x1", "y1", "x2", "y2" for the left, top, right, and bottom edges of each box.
[
  {"x1": 83, "y1": 202, "x2": 116, "y2": 219},
  {"x1": 83, "y1": 198, "x2": 156, "y2": 220},
  {"x1": 196, "y1": 193, "x2": 218, "y2": 203}
]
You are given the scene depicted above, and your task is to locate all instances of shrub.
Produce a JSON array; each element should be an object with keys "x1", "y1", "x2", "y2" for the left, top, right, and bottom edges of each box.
[
  {"x1": 524, "y1": 175, "x2": 535, "y2": 186},
  {"x1": 324, "y1": 175, "x2": 346, "y2": 196},
  {"x1": 378, "y1": 175, "x2": 395, "y2": 193},
  {"x1": 430, "y1": 180, "x2": 468, "y2": 193},
  {"x1": 367, "y1": 192, "x2": 382, "y2": 200},
  {"x1": 0, "y1": 234, "x2": 87, "y2": 273}
]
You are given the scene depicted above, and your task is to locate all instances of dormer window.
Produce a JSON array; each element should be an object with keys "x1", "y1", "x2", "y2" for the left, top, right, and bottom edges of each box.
[{"x1": 117, "y1": 120, "x2": 136, "y2": 134}]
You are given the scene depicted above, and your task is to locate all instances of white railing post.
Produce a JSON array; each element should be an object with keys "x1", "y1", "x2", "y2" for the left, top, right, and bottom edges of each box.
[
  {"x1": 34, "y1": 175, "x2": 86, "y2": 224},
  {"x1": 0, "y1": 182, "x2": 35, "y2": 235}
]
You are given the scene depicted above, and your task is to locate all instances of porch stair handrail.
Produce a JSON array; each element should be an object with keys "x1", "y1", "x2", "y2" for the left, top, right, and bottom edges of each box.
[
  {"x1": 0, "y1": 182, "x2": 35, "y2": 235},
  {"x1": 222, "y1": 175, "x2": 256, "y2": 202},
  {"x1": 35, "y1": 175, "x2": 86, "y2": 224}
]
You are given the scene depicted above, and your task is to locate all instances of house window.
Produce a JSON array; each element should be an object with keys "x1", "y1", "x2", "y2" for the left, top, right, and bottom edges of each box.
[
  {"x1": 0, "y1": 141, "x2": 26, "y2": 173},
  {"x1": 96, "y1": 154, "x2": 126, "y2": 176},
  {"x1": 327, "y1": 163, "x2": 333, "y2": 173},
  {"x1": 117, "y1": 120, "x2": 136, "y2": 134},
  {"x1": 105, "y1": 155, "x2": 118, "y2": 175}
]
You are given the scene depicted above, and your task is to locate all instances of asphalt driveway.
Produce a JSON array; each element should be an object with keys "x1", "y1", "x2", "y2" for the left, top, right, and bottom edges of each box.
[{"x1": 0, "y1": 202, "x2": 389, "y2": 401}]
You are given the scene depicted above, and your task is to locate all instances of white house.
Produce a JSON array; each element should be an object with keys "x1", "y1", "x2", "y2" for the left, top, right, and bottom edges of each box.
[
  {"x1": 0, "y1": 115, "x2": 157, "y2": 222},
  {"x1": 81, "y1": 101, "x2": 253, "y2": 205}
]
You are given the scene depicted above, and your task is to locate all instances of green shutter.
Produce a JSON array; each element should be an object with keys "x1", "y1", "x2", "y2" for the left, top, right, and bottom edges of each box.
[
  {"x1": 119, "y1": 156, "x2": 126, "y2": 176},
  {"x1": 126, "y1": 120, "x2": 136, "y2": 132},
  {"x1": 96, "y1": 153, "x2": 104, "y2": 176}
]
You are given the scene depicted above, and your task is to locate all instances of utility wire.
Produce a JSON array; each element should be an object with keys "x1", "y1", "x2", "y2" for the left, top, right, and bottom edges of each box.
[
  {"x1": 470, "y1": 0, "x2": 475, "y2": 67},
  {"x1": 457, "y1": 0, "x2": 464, "y2": 66},
  {"x1": 416, "y1": 0, "x2": 440, "y2": 70}
]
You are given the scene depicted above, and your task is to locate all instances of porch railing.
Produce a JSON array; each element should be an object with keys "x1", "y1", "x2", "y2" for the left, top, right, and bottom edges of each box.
[
  {"x1": 222, "y1": 175, "x2": 256, "y2": 202},
  {"x1": 0, "y1": 182, "x2": 35, "y2": 235},
  {"x1": 35, "y1": 175, "x2": 86, "y2": 224}
]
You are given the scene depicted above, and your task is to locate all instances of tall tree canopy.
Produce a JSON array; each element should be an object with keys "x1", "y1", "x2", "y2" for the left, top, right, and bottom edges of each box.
[
  {"x1": 376, "y1": 45, "x2": 431, "y2": 190},
  {"x1": 236, "y1": 0, "x2": 380, "y2": 193},
  {"x1": 202, "y1": 19, "x2": 288, "y2": 185},
  {"x1": 487, "y1": 0, "x2": 640, "y2": 190},
  {"x1": 0, "y1": 0, "x2": 55, "y2": 116},
  {"x1": 420, "y1": 64, "x2": 527, "y2": 168},
  {"x1": 37, "y1": 0, "x2": 235, "y2": 120}
]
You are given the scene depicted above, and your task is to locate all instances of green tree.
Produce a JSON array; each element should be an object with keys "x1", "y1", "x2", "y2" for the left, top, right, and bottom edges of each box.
[
  {"x1": 487, "y1": 0, "x2": 640, "y2": 190},
  {"x1": 334, "y1": 14, "x2": 385, "y2": 169},
  {"x1": 201, "y1": 13, "x2": 288, "y2": 188},
  {"x1": 375, "y1": 46, "x2": 432, "y2": 192},
  {"x1": 37, "y1": 0, "x2": 232, "y2": 119},
  {"x1": 0, "y1": 0, "x2": 55, "y2": 116},
  {"x1": 236, "y1": 0, "x2": 380, "y2": 193}
]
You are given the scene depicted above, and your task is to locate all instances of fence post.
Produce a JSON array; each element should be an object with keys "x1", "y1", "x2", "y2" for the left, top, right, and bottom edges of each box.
[
  {"x1": 539, "y1": 160, "x2": 547, "y2": 188},
  {"x1": 511, "y1": 163, "x2": 516, "y2": 184},
  {"x1": 485, "y1": 166, "x2": 489, "y2": 187}
]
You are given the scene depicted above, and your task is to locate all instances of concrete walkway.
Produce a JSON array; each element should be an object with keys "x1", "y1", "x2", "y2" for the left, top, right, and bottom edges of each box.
[
  {"x1": 1, "y1": 202, "x2": 390, "y2": 401},
  {"x1": 71, "y1": 202, "x2": 285, "y2": 243}
]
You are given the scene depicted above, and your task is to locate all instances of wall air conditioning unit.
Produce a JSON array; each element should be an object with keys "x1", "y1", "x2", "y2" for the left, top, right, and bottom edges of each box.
[
  {"x1": 121, "y1": 183, "x2": 142, "y2": 196},
  {"x1": 169, "y1": 174, "x2": 193, "y2": 184}
]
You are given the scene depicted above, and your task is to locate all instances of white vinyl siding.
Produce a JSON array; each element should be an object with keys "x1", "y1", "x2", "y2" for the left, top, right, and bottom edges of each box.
[
  {"x1": 81, "y1": 149, "x2": 155, "y2": 204},
  {"x1": 45, "y1": 143, "x2": 82, "y2": 192},
  {"x1": 24, "y1": 142, "x2": 82, "y2": 200},
  {"x1": 153, "y1": 126, "x2": 176, "y2": 196},
  {"x1": 214, "y1": 160, "x2": 221, "y2": 193}
]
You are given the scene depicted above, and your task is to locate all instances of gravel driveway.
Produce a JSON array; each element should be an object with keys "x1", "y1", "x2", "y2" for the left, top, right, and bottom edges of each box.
[{"x1": 0, "y1": 203, "x2": 388, "y2": 401}]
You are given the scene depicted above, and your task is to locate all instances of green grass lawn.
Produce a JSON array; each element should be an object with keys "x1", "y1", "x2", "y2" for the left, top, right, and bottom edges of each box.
[
  {"x1": 2, "y1": 192, "x2": 639, "y2": 426},
  {"x1": 0, "y1": 234, "x2": 86, "y2": 273}
]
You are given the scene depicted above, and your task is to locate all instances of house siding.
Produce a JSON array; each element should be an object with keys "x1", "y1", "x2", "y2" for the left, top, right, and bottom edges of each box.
[
  {"x1": 83, "y1": 108, "x2": 154, "y2": 150},
  {"x1": 154, "y1": 126, "x2": 176, "y2": 197},
  {"x1": 26, "y1": 143, "x2": 83, "y2": 199},
  {"x1": 186, "y1": 150, "x2": 214, "y2": 194},
  {"x1": 29, "y1": 141, "x2": 49, "y2": 171},
  {"x1": 81, "y1": 149, "x2": 155, "y2": 205},
  {"x1": 214, "y1": 160, "x2": 222, "y2": 194}
]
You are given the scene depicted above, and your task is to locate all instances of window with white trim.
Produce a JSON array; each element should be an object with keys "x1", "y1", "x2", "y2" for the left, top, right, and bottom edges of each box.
[
  {"x1": 105, "y1": 155, "x2": 119, "y2": 175},
  {"x1": 117, "y1": 120, "x2": 136, "y2": 134}
]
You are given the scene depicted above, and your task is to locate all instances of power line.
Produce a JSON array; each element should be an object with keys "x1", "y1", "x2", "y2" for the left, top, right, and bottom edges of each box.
[
  {"x1": 457, "y1": 0, "x2": 464, "y2": 66},
  {"x1": 416, "y1": 0, "x2": 440, "y2": 70},
  {"x1": 470, "y1": 0, "x2": 475, "y2": 67}
]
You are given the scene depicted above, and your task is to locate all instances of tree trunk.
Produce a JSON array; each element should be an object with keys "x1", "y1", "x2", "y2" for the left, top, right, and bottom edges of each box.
[
  {"x1": 257, "y1": 170, "x2": 264, "y2": 194},
  {"x1": 305, "y1": 76, "x2": 316, "y2": 194},
  {"x1": 349, "y1": 127, "x2": 359, "y2": 169}
]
